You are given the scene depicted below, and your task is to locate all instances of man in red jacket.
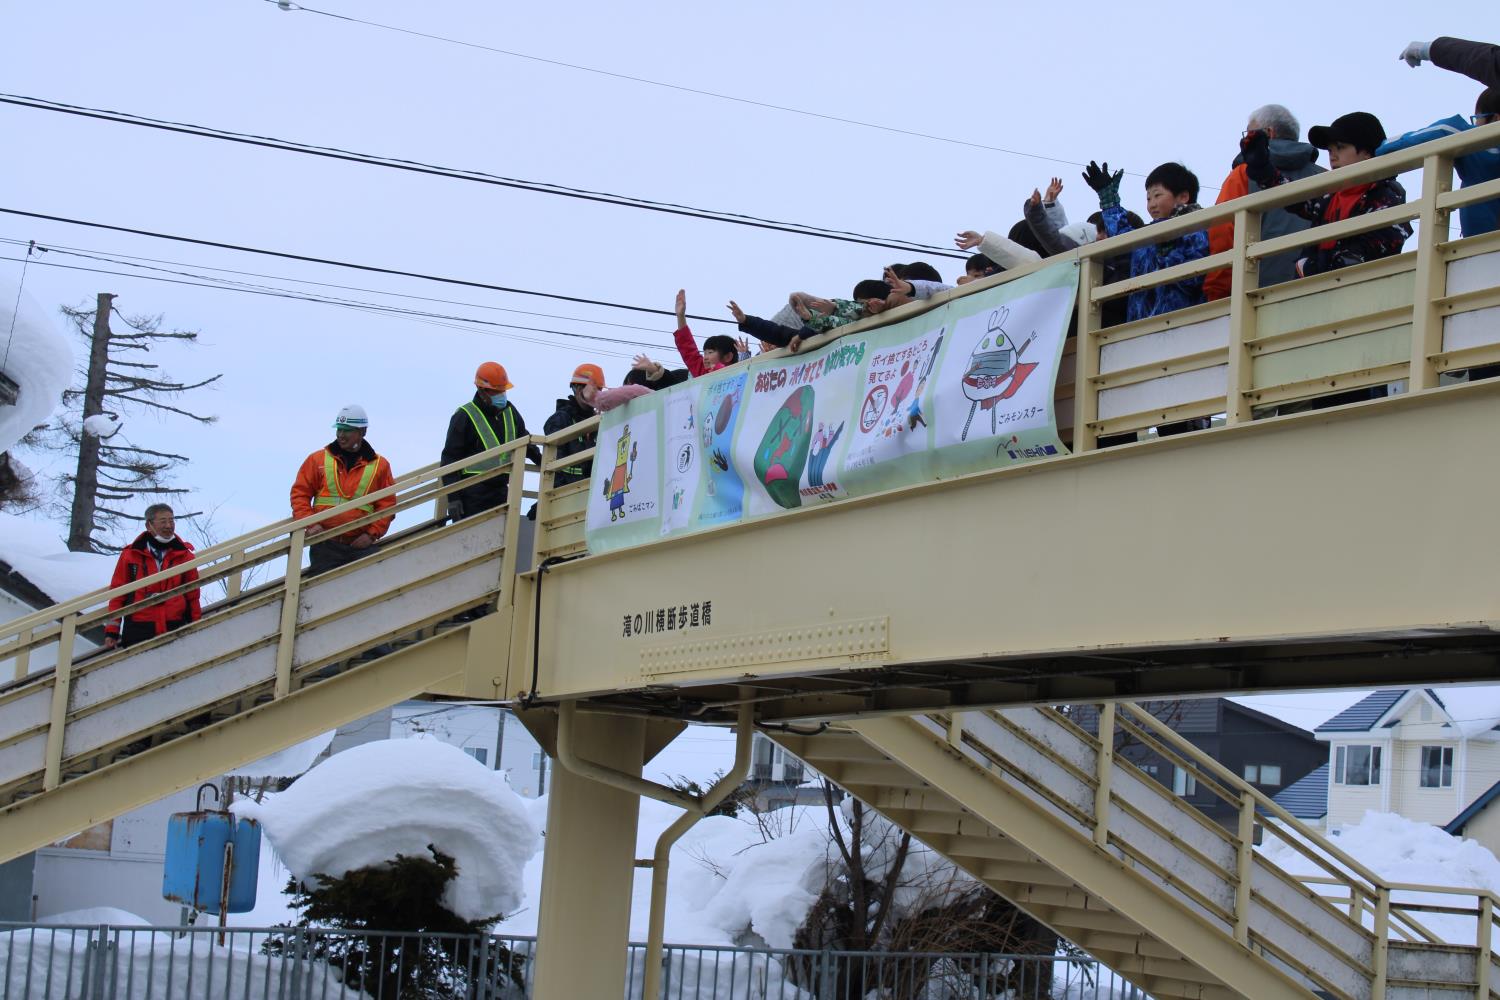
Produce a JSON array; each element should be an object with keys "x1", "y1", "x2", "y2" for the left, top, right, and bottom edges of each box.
[{"x1": 104, "y1": 504, "x2": 202, "y2": 649}]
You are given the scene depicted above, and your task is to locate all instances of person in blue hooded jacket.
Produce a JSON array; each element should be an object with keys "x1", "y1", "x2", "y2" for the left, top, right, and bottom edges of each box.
[{"x1": 1378, "y1": 87, "x2": 1500, "y2": 237}]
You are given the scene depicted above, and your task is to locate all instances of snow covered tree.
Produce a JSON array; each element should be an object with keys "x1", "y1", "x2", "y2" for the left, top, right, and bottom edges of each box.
[
  {"x1": 40, "y1": 293, "x2": 223, "y2": 551},
  {"x1": 787, "y1": 780, "x2": 1057, "y2": 999},
  {"x1": 269, "y1": 848, "x2": 524, "y2": 999}
]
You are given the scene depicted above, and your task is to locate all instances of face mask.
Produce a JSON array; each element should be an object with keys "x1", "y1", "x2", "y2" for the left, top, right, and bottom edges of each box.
[
  {"x1": 151, "y1": 532, "x2": 175, "y2": 544},
  {"x1": 490, "y1": 392, "x2": 508, "y2": 408}
]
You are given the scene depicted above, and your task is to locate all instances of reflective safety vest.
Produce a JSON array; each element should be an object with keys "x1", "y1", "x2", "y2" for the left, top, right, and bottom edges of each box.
[
  {"x1": 459, "y1": 401, "x2": 516, "y2": 474},
  {"x1": 313, "y1": 452, "x2": 380, "y2": 512}
]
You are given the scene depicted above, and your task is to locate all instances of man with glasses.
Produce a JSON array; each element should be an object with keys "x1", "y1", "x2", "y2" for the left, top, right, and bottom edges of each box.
[
  {"x1": 1204, "y1": 104, "x2": 1326, "y2": 300},
  {"x1": 1378, "y1": 87, "x2": 1500, "y2": 239}
]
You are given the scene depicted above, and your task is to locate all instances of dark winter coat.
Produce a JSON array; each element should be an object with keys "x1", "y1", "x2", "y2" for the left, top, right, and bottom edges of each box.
[
  {"x1": 543, "y1": 395, "x2": 597, "y2": 489},
  {"x1": 440, "y1": 392, "x2": 543, "y2": 516},
  {"x1": 105, "y1": 532, "x2": 201, "y2": 638},
  {"x1": 1287, "y1": 177, "x2": 1413, "y2": 276},
  {"x1": 1432, "y1": 36, "x2": 1500, "y2": 90},
  {"x1": 1205, "y1": 140, "x2": 1326, "y2": 297},
  {"x1": 1101, "y1": 204, "x2": 1210, "y2": 323}
]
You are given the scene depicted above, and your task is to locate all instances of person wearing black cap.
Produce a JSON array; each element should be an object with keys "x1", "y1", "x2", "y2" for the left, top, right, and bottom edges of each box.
[
  {"x1": 1240, "y1": 113, "x2": 1413, "y2": 409},
  {"x1": 1240, "y1": 112, "x2": 1412, "y2": 279}
]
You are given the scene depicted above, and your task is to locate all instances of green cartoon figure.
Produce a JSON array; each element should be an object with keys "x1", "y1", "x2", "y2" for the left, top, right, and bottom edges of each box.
[
  {"x1": 754, "y1": 386, "x2": 815, "y2": 509},
  {"x1": 604, "y1": 424, "x2": 638, "y2": 522}
]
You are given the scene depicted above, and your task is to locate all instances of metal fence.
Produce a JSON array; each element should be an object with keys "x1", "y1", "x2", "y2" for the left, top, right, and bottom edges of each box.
[{"x1": 0, "y1": 923, "x2": 1146, "y2": 999}]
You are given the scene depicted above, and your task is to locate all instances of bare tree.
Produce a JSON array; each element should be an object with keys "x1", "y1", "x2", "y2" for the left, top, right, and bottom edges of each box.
[{"x1": 48, "y1": 294, "x2": 221, "y2": 552}]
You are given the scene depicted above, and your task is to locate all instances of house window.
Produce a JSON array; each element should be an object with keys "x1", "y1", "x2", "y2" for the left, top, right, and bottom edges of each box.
[
  {"x1": 1420, "y1": 746, "x2": 1454, "y2": 788},
  {"x1": 1334, "y1": 745, "x2": 1381, "y2": 786},
  {"x1": 1172, "y1": 766, "x2": 1197, "y2": 797},
  {"x1": 463, "y1": 747, "x2": 488, "y2": 765},
  {"x1": 1243, "y1": 764, "x2": 1283, "y2": 787}
]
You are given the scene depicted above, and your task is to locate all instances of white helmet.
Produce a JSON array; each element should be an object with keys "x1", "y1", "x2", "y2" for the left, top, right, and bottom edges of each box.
[{"x1": 333, "y1": 403, "x2": 369, "y2": 430}]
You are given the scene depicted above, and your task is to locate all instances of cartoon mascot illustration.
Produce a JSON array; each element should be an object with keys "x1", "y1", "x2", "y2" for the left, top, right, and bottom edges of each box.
[
  {"x1": 961, "y1": 307, "x2": 1037, "y2": 440},
  {"x1": 604, "y1": 424, "x2": 638, "y2": 521},
  {"x1": 754, "y1": 386, "x2": 815, "y2": 509}
]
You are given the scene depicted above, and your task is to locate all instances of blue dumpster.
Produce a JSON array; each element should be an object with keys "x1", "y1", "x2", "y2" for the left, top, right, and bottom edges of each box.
[{"x1": 162, "y1": 810, "x2": 261, "y2": 914}]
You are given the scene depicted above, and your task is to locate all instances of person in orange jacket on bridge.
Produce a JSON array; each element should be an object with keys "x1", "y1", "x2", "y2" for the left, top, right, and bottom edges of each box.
[
  {"x1": 290, "y1": 403, "x2": 396, "y2": 576},
  {"x1": 103, "y1": 503, "x2": 201, "y2": 649}
]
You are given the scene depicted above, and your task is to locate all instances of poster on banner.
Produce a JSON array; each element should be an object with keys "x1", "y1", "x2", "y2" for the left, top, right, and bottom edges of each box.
[
  {"x1": 929, "y1": 267, "x2": 1075, "y2": 472},
  {"x1": 659, "y1": 388, "x2": 700, "y2": 535},
  {"x1": 735, "y1": 337, "x2": 865, "y2": 517},
  {"x1": 583, "y1": 261, "x2": 1079, "y2": 555},
  {"x1": 694, "y1": 370, "x2": 748, "y2": 529},
  {"x1": 584, "y1": 407, "x2": 660, "y2": 550},
  {"x1": 844, "y1": 327, "x2": 946, "y2": 476}
]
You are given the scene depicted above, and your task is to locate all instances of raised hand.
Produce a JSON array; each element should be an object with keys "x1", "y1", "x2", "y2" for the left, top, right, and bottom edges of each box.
[
  {"x1": 955, "y1": 230, "x2": 983, "y2": 250},
  {"x1": 1045, "y1": 176, "x2": 1064, "y2": 202},
  {"x1": 674, "y1": 289, "x2": 687, "y2": 328},
  {"x1": 1082, "y1": 161, "x2": 1123, "y2": 208},
  {"x1": 735, "y1": 335, "x2": 752, "y2": 359},
  {"x1": 1400, "y1": 41, "x2": 1430, "y2": 67},
  {"x1": 882, "y1": 265, "x2": 914, "y2": 297},
  {"x1": 631, "y1": 353, "x2": 656, "y2": 371},
  {"x1": 1028, "y1": 188, "x2": 1042, "y2": 207},
  {"x1": 727, "y1": 300, "x2": 747, "y2": 324}
]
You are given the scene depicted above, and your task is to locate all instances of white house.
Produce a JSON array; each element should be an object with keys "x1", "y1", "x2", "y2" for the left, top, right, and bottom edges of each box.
[{"x1": 1315, "y1": 687, "x2": 1500, "y2": 834}]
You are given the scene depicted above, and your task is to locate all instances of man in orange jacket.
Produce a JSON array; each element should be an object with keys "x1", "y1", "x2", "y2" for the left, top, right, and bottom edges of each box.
[
  {"x1": 290, "y1": 403, "x2": 396, "y2": 576},
  {"x1": 104, "y1": 503, "x2": 201, "y2": 649}
]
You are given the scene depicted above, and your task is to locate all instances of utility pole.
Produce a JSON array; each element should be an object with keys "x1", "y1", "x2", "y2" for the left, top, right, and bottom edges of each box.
[{"x1": 65, "y1": 293, "x2": 113, "y2": 552}]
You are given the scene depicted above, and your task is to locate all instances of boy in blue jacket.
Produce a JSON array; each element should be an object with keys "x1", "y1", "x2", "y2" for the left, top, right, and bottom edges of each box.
[
  {"x1": 1378, "y1": 88, "x2": 1500, "y2": 238},
  {"x1": 1083, "y1": 160, "x2": 1209, "y2": 323}
]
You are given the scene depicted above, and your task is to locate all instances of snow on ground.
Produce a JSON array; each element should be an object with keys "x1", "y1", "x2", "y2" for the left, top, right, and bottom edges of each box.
[
  {"x1": 0, "y1": 274, "x2": 70, "y2": 457},
  {"x1": 233, "y1": 736, "x2": 539, "y2": 922},
  {"x1": 1261, "y1": 810, "x2": 1500, "y2": 944},
  {"x1": 38, "y1": 907, "x2": 149, "y2": 926},
  {"x1": 0, "y1": 924, "x2": 371, "y2": 1000},
  {"x1": 0, "y1": 512, "x2": 115, "y2": 605}
]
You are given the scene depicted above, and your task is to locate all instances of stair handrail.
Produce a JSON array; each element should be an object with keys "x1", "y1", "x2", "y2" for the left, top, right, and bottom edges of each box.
[
  {"x1": 1114, "y1": 702, "x2": 1447, "y2": 946},
  {"x1": 0, "y1": 437, "x2": 541, "y2": 646}
]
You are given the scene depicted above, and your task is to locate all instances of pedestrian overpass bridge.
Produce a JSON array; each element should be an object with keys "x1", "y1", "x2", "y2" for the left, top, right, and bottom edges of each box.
[{"x1": 2, "y1": 125, "x2": 1500, "y2": 998}]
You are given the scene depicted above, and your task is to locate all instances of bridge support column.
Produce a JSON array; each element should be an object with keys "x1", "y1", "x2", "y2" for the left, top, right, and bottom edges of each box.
[{"x1": 531, "y1": 711, "x2": 645, "y2": 1000}]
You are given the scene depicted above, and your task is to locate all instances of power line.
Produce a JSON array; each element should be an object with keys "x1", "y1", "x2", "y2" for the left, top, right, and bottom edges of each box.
[
  {"x1": 264, "y1": 0, "x2": 1140, "y2": 178},
  {"x1": 0, "y1": 236, "x2": 674, "y2": 336},
  {"x1": 0, "y1": 252, "x2": 653, "y2": 359},
  {"x1": 0, "y1": 206, "x2": 741, "y2": 326},
  {"x1": 0, "y1": 93, "x2": 968, "y2": 259}
]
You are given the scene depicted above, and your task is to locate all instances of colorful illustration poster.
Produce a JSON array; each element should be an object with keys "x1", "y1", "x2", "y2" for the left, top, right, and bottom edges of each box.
[
  {"x1": 660, "y1": 388, "x2": 699, "y2": 536},
  {"x1": 584, "y1": 261, "x2": 1077, "y2": 555},
  {"x1": 694, "y1": 370, "x2": 747, "y2": 528},
  {"x1": 735, "y1": 337, "x2": 864, "y2": 517},
  {"x1": 929, "y1": 269, "x2": 1075, "y2": 474},
  {"x1": 584, "y1": 408, "x2": 660, "y2": 550},
  {"x1": 843, "y1": 328, "x2": 945, "y2": 477}
]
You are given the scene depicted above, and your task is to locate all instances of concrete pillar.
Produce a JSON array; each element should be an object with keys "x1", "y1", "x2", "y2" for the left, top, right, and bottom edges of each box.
[{"x1": 531, "y1": 712, "x2": 645, "y2": 999}]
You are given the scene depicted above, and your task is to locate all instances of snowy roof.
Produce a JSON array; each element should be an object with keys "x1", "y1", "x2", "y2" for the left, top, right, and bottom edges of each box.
[
  {"x1": 0, "y1": 274, "x2": 71, "y2": 457},
  {"x1": 0, "y1": 513, "x2": 116, "y2": 609},
  {"x1": 1270, "y1": 763, "x2": 1328, "y2": 820},
  {"x1": 1430, "y1": 687, "x2": 1500, "y2": 739},
  {"x1": 1315, "y1": 691, "x2": 1407, "y2": 733}
]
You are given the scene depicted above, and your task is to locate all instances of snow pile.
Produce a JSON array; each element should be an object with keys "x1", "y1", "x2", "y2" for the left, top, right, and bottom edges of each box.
[
  {"x1": 0, "y1": 925, "x2": 370, "y2": 999},
  {"x1": 0, "y1": 274, "x2": 71, "y2": 456},
  {"x1": 225, "y1": 729, "x2": 335, "y2": 779},
  {"x1": 39, "y1": 907, "x2": 149, "y2": 926},
  {"x1": 82, "y1": 413, "x2": 120, "y2": 438},
  {"x1": 0, "y1": 511, "x2": 116, "y2": 604},
  {"x1": 234, "y1": 737, "x2": 539, "y2": 921},
  {"x1": 1262, "y1": 811, "x2": 1500, "y2": 943}
]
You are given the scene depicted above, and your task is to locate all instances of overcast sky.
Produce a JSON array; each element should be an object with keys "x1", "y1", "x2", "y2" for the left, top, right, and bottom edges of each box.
[{"x1": 2, "y1": 2, "x2": 1492, "y2": 737}]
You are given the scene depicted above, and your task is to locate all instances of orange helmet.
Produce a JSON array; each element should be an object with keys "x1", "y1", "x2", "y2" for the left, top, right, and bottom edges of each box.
[
  {"x1": 475, "y1": 361, "x2": 513, "y2": 392},
  {"x1": 569, "y1": 363, "x2": 605, "y2": 390}
]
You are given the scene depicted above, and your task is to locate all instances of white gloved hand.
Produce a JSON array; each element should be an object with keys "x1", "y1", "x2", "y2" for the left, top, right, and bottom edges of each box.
[{"x1": 1400, "y1": 41, "x2": 1432, "y2": 67}]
